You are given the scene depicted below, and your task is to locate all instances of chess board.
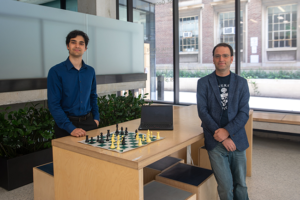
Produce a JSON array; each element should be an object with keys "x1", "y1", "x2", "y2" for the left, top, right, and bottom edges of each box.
[{"x1": 78, "y1": 130, "x2": 164, "y2": 153}]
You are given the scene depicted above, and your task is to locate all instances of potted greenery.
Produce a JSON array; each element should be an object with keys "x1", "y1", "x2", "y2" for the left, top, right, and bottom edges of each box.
[
  {"x1": 0, "y1": 103, "x2": 54, "y2": 190},
  {"x1": 97, "y1": 91, "x2": 151, "y2": 128}
]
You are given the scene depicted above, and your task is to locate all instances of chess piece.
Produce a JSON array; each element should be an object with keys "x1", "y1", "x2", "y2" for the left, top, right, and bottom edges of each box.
[
  {"x1": 90, "y1": 137, "x2": 94, "y2": 143},
  {"x1": 116, "y1": 140, "x2": 120, "y2": 150},
  {"x1": 97, "y1": 135, "x2": 100, "y2": 142},
  {"x1": 117, "y1": 134, "x2": 120, "y2": 141},
  {"x1": 142, "y1": 134, "x2": 145, "y2": 141},
  {"x1": 150, "y1": 131, "x2": 153, "y2": 138},
  {"x1": 125, "y1": 127, "x2": 128, "y2": 135},
  {"x1": 107, "y1": 130, "x2": 110, "y2": 137},
  {"x1": 120, "y1": 127, "x2": 124, "y2": 135},
  {"x1": 110, "y1": 141, "x2": 115, "y2": 149},
  {"x1": 106, "y1": 134, "x2": 109, "y2": 141},
  {"x1": 136, "y1": 133, "x2": 139, "y2": 141},
  {"x1": 111, "y1": 134, "x2": 115, "y2": 143},
  {"x1": 116, "y1": 123, "x2": 119, "y2": 134},
  {"x1": 156, "y1": 132, "x2": 160, "y2": 139},
  {"x1": 122, "y1": 136, "x2": 126, "y2": 145},
  {"x1": 146, "y1": 134, "x2": 151, "y2": 143},
  {"x1": 85, "y1": 135, "x2": 89, "y2": 143},
  {"x1": 100, "y1": 132, "x2": 104, "y2": 143},
  {"x1": 138, "y1": 138, "x2": 143, "y2": 146}
]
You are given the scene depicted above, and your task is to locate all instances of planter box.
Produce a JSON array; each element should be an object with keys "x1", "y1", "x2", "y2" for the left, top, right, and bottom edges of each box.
[{"x1": 0, "y1": 148, "x2": 53, "y2": 191}]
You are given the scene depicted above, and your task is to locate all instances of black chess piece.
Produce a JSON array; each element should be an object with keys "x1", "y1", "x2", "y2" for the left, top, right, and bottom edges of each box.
[
  {"x1": 90, "y1": 137, "x2": 94, "y2": 143},
  {"x1": 107, "y1": 130, "x2": 110, "y2": 137},
  {"x1": 125, "y1": 127, "x2": 128, "y2": 136},
  {"x1": 122, "y1": 136, "x2": 126, "y2": 145},
  {"x1": 106, "y1": 134, "x2": 109, "y2": 142},
  {"x1": 100, "y1": 132, "x2": 104, "y2": 143},
  {"x1": 120, "y1": 127, "x2": 124, "y2": 135},
  {"x1": 135, "y1": 129, "x2": 138, "y2": 138},
  {"x1": 85, "y1": 135, "x2": 89, "y2": 143},
  {"x1": 116, "y1": 123, "x2": 119, "y2": 134},
  {"x1": 97, "y1": 135, "x2": 100, "y2": 142}
]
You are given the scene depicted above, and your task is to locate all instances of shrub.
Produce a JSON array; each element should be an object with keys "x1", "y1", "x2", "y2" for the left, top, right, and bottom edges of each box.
[
  {"x1": 97, "y1": 91, "x2": 152, "y2": 128},
  {"x1": 0, "y1": 104, "x2": 54, "y2": 159}
]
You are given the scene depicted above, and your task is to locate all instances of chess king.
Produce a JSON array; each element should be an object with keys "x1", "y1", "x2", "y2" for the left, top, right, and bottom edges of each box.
[
  {"x1": 47, "y1": 30, "x2": 100, "y2": 138},
  {"x1": 196, "y1": 43, "x2": 250, "y2": 200}
]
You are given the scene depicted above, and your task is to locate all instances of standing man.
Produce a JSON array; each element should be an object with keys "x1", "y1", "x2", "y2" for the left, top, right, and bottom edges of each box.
[
  {"x1": 47, "y1": 30, "x2": 100, "y2": 138},
  {"x1": 197, "y1": 43, "x2": 250, "y2": 200}
]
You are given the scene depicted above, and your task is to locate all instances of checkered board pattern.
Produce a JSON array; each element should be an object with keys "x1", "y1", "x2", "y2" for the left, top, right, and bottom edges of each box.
[{"x1": 78, "y1": 131, "x2": 164, "y2": 153}]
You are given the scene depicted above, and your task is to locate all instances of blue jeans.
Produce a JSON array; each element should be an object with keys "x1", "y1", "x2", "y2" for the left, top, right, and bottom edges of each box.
[{"x1": 208, "y1": 143, "x2": 249, "y2": 200}]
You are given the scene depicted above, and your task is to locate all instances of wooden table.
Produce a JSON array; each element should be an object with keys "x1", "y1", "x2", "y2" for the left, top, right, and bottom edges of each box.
[{"x1": 52, "y1": 105, "x2": 204, "y2": 200}]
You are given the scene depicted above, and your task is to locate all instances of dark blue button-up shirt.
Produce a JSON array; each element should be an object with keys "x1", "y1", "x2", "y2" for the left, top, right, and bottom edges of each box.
[{"x1": 47, "y1": 58, "x2": 100, "y2": 134}]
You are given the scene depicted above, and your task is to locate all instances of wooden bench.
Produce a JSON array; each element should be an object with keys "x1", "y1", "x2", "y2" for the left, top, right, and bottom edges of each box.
[
  {"x1": 33, "y1": 162, "x2": 54, "y2": 200},
  {"x1": 253, "y1": 111, "x2": 300, "y2": 134}
]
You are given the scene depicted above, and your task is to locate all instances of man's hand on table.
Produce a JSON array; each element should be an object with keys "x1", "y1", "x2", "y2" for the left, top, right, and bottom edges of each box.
[
  {"x1": 222, "y1": 138, "x2": 236, "y2": 152},
  {"x1": 214, "y1": 128, "x2": 230, "y2": 142},
  {"x1": 94, "y1": 119, "x2": 99, "y2": 127},
  {"x1": 70, "y1": 128, "x2": 86, "y2": 137}
]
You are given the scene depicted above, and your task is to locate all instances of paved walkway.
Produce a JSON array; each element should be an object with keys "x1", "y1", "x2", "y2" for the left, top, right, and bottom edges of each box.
[{"x1": 156, "y1": 91, "x2": 300, "y2": 112}]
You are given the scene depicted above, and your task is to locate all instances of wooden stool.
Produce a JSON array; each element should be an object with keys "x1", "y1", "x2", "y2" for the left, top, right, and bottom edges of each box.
[
  {"x1": 144, "y1": 180, "x2": 196, "y2": 200},
  {"x1": 33, "y1": 162, "x2": 54, "y2": 200},
  {"x1": 198, "y1": 146, "x2": 211, "y2": 170},
  {"x1": 144, "y1": 156, "x2": 183, "y2": 185},
  {"x1": 156, "y1": 163, "x2": 218, "y2": 200}
]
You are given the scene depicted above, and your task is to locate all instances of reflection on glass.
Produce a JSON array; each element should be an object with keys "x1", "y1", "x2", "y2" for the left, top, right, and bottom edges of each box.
[{"x1": 119, "y1": 0, "x2": 127, "y2": 21}]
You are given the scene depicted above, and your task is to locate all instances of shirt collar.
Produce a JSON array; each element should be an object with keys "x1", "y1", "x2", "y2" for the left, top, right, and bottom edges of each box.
[{"x1": 65, "y1": 57, "x2": 87, "y2": 71}]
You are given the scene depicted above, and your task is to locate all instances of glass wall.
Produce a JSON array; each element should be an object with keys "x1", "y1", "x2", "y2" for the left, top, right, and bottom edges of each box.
[
  {"x1": 13, "y1": 0, "x2": 78, "y2": 11},
  {"x1": 0, "y1": 0, "x2": 144, "y2": 79},
  {"x1": 119, "y1": 0, "x2": 127, "y2": 21},
  {"x1": 177, "y1": 0, "x2": 236, "y2": 104},
  {"x1": 241, "y1": 2, "x2": 300, "y2": 112}
]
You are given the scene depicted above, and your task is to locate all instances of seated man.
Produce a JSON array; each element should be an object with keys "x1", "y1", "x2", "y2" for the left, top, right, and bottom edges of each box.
[{"x1": 196, "y1": 43, "x2": 250, "y2": 200}]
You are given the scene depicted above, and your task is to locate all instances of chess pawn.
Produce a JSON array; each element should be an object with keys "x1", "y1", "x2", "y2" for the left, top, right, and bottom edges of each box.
[
  {"x1": 111, "y1": 134, "x2": 115, "y2": 143},
  {"x1": 150, "y1": 131, "x2": 153, "y2": 138},
  {"x1": 110, "y1": 141, "x2": 115, "y2": 149},
  {"x1": 116, "y1": 140, "x2": 120, "y2": 150},
  {"x1": 157, "y1": 132, "x2": 160, "y2": 139},
  {"x1": 146, "y1": 135, "x2": 151, "y2": 143},
  {"x1": 85, "y1": 135, "x2": 89, "y2": 143},
  {"x1": 142, "y1": 134, "x2": 145, "y2": 141},
  {"x1": 136, "y1": 133, "x2": 139, "y2": 141},
  {"x1": 138, "y1": 138, "x2": 143, "y2": 146}
]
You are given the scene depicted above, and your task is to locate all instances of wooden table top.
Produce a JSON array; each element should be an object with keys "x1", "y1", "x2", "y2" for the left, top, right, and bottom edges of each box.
[{"x1": 52, "y1": 105, "x2": 204, "y2": 170}]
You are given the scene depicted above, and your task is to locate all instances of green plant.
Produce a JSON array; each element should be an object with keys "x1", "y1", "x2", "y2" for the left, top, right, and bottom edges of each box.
[
  {"x1": 97, "y1": 91, "x2": 152, "y2": 128},
  {"x1": 0, "y1": 103, "x2": 55, "y2": 159}
]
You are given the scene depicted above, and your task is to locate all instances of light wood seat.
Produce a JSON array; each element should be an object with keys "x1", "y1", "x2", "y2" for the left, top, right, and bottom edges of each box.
[
  {"x1": 33, "y1": 162, "x2": 54, "y2": 200},
  {"x1": 253, "y1": 112, "x2": 300, "y2": 125},
  {"x1": 156, "y1": 163, "x2": 218, "y2": 200},
  {"x1": 144, "y1": 180, "x2": 196, "y2": 200},
  {"x1": 144, "y1": 156, "x2": 184, "y2": 185}
]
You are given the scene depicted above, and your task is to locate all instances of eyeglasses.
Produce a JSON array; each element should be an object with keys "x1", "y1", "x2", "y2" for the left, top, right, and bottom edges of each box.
[{"x1": 213, "y1": 54, "x2": 231, "y2": 59}]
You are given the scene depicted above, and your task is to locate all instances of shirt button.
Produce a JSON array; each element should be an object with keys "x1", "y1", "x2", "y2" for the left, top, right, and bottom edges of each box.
[{"x1": 81, "y1": 101, "x2": 82, "y2": 103}]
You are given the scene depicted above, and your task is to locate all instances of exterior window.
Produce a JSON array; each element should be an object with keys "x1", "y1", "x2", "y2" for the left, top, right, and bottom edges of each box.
[
  {"x1": 219, "y1": 11, "x2": 243, "y2": 50},
  {"x1": 179, "y1": 16, "x2": 199, "y2": 52},
  {"x1": 268, "y1": 4, "x2": 297, "y2": 48}
]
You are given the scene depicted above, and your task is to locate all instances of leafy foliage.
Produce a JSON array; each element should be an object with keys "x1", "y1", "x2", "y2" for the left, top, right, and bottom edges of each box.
[
  {"x1": 0, "y1": 104, "x2": 54, "y2": 159},
  {"x1": 97, "y1": 91, "x2": 151, "y2": 128},
  {"x1": 157, "y1": 69, "x2": 300, "y2": 79}
]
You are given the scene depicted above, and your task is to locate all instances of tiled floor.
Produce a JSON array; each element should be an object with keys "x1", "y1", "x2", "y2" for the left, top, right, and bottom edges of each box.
[{"x1": 1, "y1": 133, "x2": 300, "y2": 200}]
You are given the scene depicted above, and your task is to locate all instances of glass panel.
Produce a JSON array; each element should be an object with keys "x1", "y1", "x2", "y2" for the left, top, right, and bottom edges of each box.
[
  {"x1": 243, "y1": 4, "x2": 300, "y2": 112},
  {"x1": 119, "y1": 0, "x2": 127, "y2": 21},
  {"x1": 0, "y1": 0, "x2": 143, "y2": 80},
  {"x1": 140, "y1": 0, "x2": 173, "y2": 102}
]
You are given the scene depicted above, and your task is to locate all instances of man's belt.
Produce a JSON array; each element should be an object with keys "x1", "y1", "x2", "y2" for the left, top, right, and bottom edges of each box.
[{"x1": 68, "y1": 112, "x2": 91, "y2": 122}]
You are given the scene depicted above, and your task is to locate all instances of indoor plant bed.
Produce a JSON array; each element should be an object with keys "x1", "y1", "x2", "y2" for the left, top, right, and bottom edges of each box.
[{"x1": 0, "y1": 104, "x2": 54, "y2": 190}]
